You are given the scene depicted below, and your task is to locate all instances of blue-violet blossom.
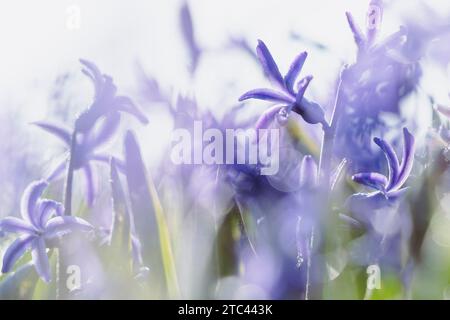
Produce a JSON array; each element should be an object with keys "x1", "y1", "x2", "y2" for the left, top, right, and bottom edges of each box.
[
  {"x1": 33, "y1": 60, "x2": 148, "y2": 205},
  {"x1": 351, "y1": 127, "x2": 415, "y2": 201},
  {"x1": 239, "y1": 40, "x2": 327, "y2": 129},
  {"x1": 0, "y1": 180, "x2": 93, "y2": 282}
]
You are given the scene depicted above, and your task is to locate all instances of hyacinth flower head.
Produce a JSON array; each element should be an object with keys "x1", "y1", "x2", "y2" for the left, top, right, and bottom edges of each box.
[
  {"x1": 0, "y1": 180, "x2": 93, "y2": 282},
  {"x1": 239, "y1": 40, "x2": 327, "y2": 129},
  {"x1": 334, "y1": 1, "x2": 421, "y2": 174},
  {"x1": 75, "y1": 59, "x2": 148, "y2": 132},
  {"x1": 33, "y1": 60, "x2": 149, "y2": 206},
  {"x1": 32, "y1": 118, "x2": 121, "y2": 206},
  {"x1": 351, "y1": 127, "x2": 415, "y2": 200},
  {"x1": 344, "y1": 1, "x2": 420, "y2": 115}
]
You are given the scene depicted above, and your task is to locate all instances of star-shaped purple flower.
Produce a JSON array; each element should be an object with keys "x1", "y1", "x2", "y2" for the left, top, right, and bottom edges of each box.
[
  {"x1": 238, "y1": 40, "x2": 327, "y2": 129},
  {"x1": 0, "y1": 180, "x2": 93, "y2": 282}
]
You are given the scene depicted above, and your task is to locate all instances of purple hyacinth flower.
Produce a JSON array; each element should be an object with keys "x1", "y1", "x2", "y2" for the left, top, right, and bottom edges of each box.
[
  {"x1": 346, "y1": 127, "x2": 415, "y2": 224},
  {"x1": 32, "y1": 60, "x2": 144, "y2": 206},
  {"x1": 76, "y1": 59, "x2": 148, "y2": 133},
  {"x1": 238, "y1": 40, "x2": 327, "y2": 129},
  {"x1": 351, "y1": 127, "x2": 415, "y2": 195},
  {"x1": 0, "y1": 180, "x2": 93, "y2": 282},
  {"x1": 32, "y1": 116, "x2": 125, "y2": 206}
]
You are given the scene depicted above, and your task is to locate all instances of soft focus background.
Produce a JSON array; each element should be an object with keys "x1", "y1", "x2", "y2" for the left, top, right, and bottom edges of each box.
[
  {"x1": 1, "y1": 0, "x2": 450, "y2": 299},
  {"x1": 2, "y1": 0, "x2": 449, "y2": 219}
]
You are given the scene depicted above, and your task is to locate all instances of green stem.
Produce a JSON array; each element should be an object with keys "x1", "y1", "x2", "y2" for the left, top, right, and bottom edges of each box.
[
  {"x1": 306, "y1": 69, "x2": 348, "y2": 300},
  {"x1": 64, "y1": 130, "x2": 77, "y2": 216},
  {"x1": 58, "y1": 130, "x2": 77, "y2": 299}
]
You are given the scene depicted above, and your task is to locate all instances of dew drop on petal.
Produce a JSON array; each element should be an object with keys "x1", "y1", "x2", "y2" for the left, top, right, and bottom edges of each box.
[{"x1": 276, "y1": 108, "x2": 289, "y2": 126}]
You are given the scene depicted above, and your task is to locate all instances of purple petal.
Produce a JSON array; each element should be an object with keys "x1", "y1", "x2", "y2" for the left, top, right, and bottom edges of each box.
[
  {"x1": 352, "y1": 172, "x2": 388, "y2": 191},
  {"x1": 338, "y1": 213, "x2": 364, "y2": 230},
  {"x1": 386, "y1": 187, "x2": 409, "y2": 201},
  {"x1": 37, "y1": 200, "x2": 64, "y2": 230},
  {"x1": 180, "y1": 2, "x2": 200, "y2": 72},
  {"x1": 256, "y1": 40, "x2": 285, "y2": 88},
  {"x1": 44, "y1": 216, "x2": 93, "y2": 239},
  {"x1": 373, "y1": 137, "x2": 399, "y2": 190},
  {"x1": 87, "y1": 112, "x2": 121, "y2": 149},
  {"x1": 284, "y1": 52, "x2": 307, "y2": 95},
  {"x1": 0, "y1": 217, "x2": 35, "y2": 234},
  {"x1": 300, "y1": 155, "x2": 318, "y2": 188},
  {"x1": 20, "y1": 180, "x2": 48, "y2": 228},
  {"x1": 295, "y1": 75, "x2": 313, "y2": 106},
  {"x1": 255, "y1": 105, "x2": 284, "y2": 130},
  {"x1": 32, "y1": 121, "x2": 71, "y2": 145},
  {"x1": 372, "y1": 26, "x2": 407, "y2": 53},
  {"x1": 90, "y1": 153, "x2": 110, "y2": 163},
  {"x1": 293, "y1": 98, "x2": 326, "y2": 125},
  {"x1": 345, "y1": 192, "x2": 386, "y2": 224},
  {"x1": 391, "y1": 128, "x2": 415, "y2": 191},
  {"x1": 239, "y1": 88, "x2": 294, "y2": 104},
  {"x1": 113, "y1": 96, "x2": 149, "y2": 125},
  {"x1": 31, "y1": 237, "x2": 51, "y2": 283},
  {"x1": 46, "y1": 157, "x2": 68, "y2": 182},
  {"x1": 83, "y1": 164, "x2": 96, "y2": 207},
  {"x1": 90, "y1": 154, "x2": 126, "y2": 172},
  {"x1": 345, "y1": 12, "x2": 366, "y2": 51},
  {"x1": 1, "y1": 235, "x2": 35, "y2": 273},
  {"x1": 79, "y1": 59, "x2": 103, "y2": 98},
  {"x1": 366, "y1": 0, "x2": 383, "y2": 45},
  {"x1": 437, "y1": 104, "x2": 450, "y2": 119}
]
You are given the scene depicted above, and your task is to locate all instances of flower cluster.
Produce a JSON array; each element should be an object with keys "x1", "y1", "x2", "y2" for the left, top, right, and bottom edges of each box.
[{"x1": 1, "y1": 0, "x2": 449, "y2": 301}]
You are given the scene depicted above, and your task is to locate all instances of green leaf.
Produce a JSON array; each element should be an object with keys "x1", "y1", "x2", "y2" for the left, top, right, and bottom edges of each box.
[
  {"x1": 32, "y1": 250, "x2": 57, "y2": 300},
  {"x1": 148, "y1": 170, "x2": 180, "y2": 298},
  {"x1": 0, "y1": 263, "x2": 39, "y2": 300},
  {"x1": 367, "y1": 273, "x2": 404, "y2": 300},
  {"x1": 124, "y1": 130, "x2": 179, "y2": 298},
  {"x1": 109, "y1": 157, "x2": 133, "y2": 276},
  {"x1": 214, "y1": 204, "x2": 242, "y2": 278}
]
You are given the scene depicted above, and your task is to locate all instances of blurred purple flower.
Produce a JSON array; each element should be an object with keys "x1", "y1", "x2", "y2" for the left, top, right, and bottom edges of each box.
[
  {"x1": 32, "y1": 117, "x2": 124, "y2": 206},
  {"x1": 0, "y1": 180, "x2": 92, "y2": 282},
  {"x1": 343, "y1": 0, "x2": 422, "y2": 117},
  {"x1": 335, "y1": 3, "x2": 422, "y2": 174},
  {"x1": 33, "y1": 60, "x2": 148, "y2": 206},
  {"x1": 75, "y1": 59, "x2": 148, "y2": 133},
  {"x1": 239, "y1": 40, "x2": 327, "y2": 129}
]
